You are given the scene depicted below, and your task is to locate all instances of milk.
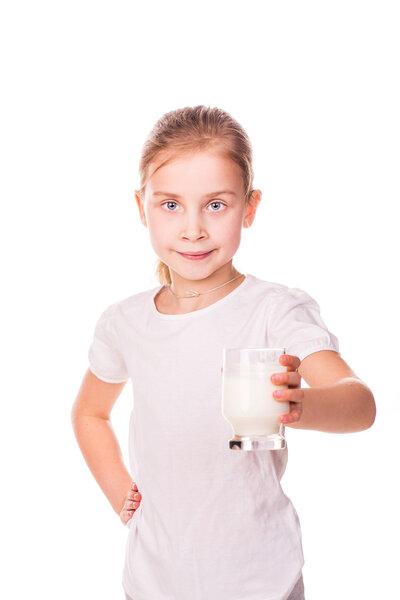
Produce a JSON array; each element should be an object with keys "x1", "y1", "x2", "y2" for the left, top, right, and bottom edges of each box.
[{"x1": 222, "y1": 363, "x2": 290, "y2": 436}]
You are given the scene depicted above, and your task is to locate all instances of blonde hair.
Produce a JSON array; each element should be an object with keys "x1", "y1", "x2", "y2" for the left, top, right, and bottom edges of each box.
[{"x1": 138, "y1": 105, "x2": 255, "y2": 285}]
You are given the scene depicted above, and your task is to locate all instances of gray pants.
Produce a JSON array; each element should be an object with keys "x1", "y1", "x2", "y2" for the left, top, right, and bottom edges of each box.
[{"x1": 124, "y1": 573, "x2": 305, "y2": 600}]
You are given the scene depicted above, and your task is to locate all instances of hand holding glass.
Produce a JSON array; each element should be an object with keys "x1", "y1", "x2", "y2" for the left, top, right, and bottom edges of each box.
[{"x1": 222, "y1": 348, "x2": 289, "y2": 450}]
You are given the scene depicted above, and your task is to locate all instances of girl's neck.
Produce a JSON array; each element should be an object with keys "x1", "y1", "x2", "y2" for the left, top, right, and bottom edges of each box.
[{"x1": 155, "y1": 269, "x2": 245, "y2": 315}]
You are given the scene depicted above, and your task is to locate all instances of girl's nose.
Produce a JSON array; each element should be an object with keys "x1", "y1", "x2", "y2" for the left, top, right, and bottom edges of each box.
[{"x1": 181, "y1": 221, "x2": 206, "y2": 239}]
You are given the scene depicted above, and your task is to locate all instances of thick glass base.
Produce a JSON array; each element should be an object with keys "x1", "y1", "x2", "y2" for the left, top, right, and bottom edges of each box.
[{"x1": 229, "y1": 432, "x2": 286, "y2": 451}]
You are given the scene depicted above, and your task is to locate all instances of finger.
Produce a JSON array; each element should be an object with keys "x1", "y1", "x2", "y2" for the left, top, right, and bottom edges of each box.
[
  {"x1": 280, "y1": 410, "x2": 302, "y2": 424},
  {"x1": 125, "y1": 500, "x2": 140, "y2": 510},
  {"x1": 121, "y1": 509, "x2": 134, "y2": 524},
  {"x1": 130, "y1": 481, "x2": 138, "y2": 491},
  {"x1": 280, "y1": 402, "x2": 303, "y2": 422},
  {"x1": 127, "y1": 490, "x2": 141, "y2": 501},
  {"x1": 271, "y1": 371, "x2": 301, "y2": 387},
  {"x1": 279, "y1": 354, "x2": 301, "y2": 372},
  {"x1": 273, "y1": 388, "x2": 304, "y2": 403}
]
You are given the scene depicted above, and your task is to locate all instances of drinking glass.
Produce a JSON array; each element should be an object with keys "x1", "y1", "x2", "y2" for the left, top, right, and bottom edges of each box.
[{"x1": 222, "y1": 348, "x2": 290, "y2": 450}]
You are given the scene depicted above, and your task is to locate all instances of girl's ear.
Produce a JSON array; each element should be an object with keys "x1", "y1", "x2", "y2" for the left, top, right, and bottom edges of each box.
[
  {"x1": 243, "y1": 190, "x2": 262, "y2": 228},
  {"x1": 135, "y1": 190, "x2": 148, "y2": 227}
]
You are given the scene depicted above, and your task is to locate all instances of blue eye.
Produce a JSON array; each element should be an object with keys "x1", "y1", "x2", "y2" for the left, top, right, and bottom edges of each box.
[
  {"x1": 209, "y1": 201, "x2": 224, "y2": 211},
  {"x1": 162, "y1": 201, "x2": 178, "y2": 211}
]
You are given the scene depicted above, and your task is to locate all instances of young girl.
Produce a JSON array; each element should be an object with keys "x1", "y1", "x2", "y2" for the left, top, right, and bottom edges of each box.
[{"x1": 72, "y1": 105, "x2": 376, "y2": 600}]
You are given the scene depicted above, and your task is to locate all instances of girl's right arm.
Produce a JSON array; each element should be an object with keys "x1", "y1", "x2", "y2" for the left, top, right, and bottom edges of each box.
[{"x1": 71, "y1": 369, "x2": 141, "y2": 524}]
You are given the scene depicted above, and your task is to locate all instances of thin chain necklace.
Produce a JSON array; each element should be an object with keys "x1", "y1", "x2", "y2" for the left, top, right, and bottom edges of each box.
[{"x1": 167, "y1": 273, "x2": 245, "y2": 299}]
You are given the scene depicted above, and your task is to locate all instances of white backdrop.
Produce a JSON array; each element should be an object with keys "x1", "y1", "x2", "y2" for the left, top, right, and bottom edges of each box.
[{"x1": 1, "y1": 1, "x2": 399, "y2": 598}]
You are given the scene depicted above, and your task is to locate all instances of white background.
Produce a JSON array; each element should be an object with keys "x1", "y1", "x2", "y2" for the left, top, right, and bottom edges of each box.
[{"x1": 1, "y1": 1, "x2": 399, "y2": 598}]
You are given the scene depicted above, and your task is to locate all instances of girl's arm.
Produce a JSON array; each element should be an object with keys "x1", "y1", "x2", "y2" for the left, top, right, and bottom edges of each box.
[
  {"x1": 288, "y1": 350, "x2": 376, "y2": 433},
  {"x1": 71, "y1": 369, "x2": 133, "y2": 515}
]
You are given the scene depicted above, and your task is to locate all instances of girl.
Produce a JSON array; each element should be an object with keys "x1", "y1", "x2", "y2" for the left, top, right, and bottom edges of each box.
[{"x1": 71, "y1": 105, "x2": 376, "y2": 600}]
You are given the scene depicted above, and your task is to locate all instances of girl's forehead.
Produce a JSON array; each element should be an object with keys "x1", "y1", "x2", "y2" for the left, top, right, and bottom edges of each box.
[{"x1": 146, "y1": 150, "x2": 243, "y2": 190}]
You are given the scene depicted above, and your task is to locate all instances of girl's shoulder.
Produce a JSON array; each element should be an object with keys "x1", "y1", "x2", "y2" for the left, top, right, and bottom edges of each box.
[
  {"x1": 95, "y1": 284, "x2": 161, "y2": 326},
  {"x1": 246, "y1": 274, "x2": 314, "y2": 306},
  {"x1": 119, "y1": 284, "x2": 160, "y2": 304}
]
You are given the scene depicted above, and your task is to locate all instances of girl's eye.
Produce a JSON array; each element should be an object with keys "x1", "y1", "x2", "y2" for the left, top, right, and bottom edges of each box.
[
  {"x1": 161, "y1": 201, "x2": 226, "y2": 212},
  {"x1": 208, "y1": 201, "x2": 225, "y2": 211},
  {"x1": 162, "y1": 201, "x2": 178, "y2": 211}
]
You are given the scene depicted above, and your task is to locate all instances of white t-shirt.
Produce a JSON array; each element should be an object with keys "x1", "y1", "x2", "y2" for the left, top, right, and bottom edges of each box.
[{"x1": 88, "y1": 273, "x2": 340, "y2": 600}]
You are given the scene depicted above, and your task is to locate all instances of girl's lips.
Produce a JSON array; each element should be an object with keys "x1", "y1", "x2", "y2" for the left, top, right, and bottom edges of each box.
[{"x1": 177, "y1": 250, "x2": 214, "y2": 260}]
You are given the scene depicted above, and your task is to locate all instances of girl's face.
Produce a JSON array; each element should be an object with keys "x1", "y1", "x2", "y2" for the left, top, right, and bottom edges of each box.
[{"x1": 136, "y1": 150, "x2": 260, "y2": 282}]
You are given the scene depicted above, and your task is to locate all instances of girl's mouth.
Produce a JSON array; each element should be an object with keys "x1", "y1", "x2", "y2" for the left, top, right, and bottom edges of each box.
[{"x1": 177, "y1": 250, "x2": 214, "y2": 261}]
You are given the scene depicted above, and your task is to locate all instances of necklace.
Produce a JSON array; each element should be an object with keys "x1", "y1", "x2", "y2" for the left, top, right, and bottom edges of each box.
[{"x1": 167, "y1": 273, "x2": 245, "y2": 299}]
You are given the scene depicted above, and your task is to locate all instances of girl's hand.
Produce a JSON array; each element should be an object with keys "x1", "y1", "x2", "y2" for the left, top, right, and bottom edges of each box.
[
  {"x1": 119, "y1": 481, "x2": 142, "y2": 527},
  {"x1": 271, "y1": 354, "x2": 304, "y2": 425}
]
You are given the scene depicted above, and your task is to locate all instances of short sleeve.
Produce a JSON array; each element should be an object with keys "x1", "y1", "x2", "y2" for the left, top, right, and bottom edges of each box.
[
  {"x1": 88, "y1": 303, "x2": 130, "y2": 383},
  {"x1": 267, "y1": 287, "x2": 340, "y2": 362}
]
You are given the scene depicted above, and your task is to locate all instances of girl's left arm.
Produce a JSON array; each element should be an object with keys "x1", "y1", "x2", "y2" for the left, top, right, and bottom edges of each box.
[{"x1": 273, "y1": 350, "x2": 376, "y2": 433}]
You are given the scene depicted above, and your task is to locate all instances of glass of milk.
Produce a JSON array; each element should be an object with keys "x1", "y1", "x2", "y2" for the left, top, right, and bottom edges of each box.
[{"x1": 222, "y1": 348, "x2": 290, "y2": 451}]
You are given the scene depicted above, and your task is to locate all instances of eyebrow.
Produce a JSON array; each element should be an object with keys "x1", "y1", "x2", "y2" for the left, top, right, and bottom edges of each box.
[{"x1": 152, "y1": 190, "x2": 237, "y2": 198}]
